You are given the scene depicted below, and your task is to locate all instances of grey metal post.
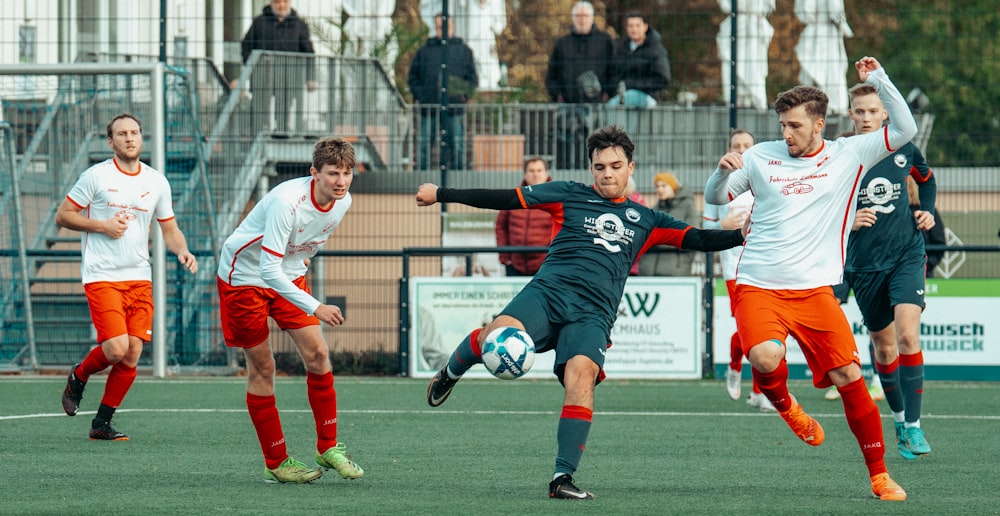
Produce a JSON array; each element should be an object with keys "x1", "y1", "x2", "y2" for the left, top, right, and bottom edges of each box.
[{"x1": 151, "y1": 62, "x2": 168, "y2": 377}]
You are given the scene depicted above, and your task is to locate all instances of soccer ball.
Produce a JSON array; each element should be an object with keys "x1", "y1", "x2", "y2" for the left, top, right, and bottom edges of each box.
[{"x1": 481, "y1": 326, "x2": 536, "y2": 380}]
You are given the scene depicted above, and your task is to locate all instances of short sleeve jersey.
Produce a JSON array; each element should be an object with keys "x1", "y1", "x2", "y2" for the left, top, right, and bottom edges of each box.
[
  {"x1": 518, "y1": 181, "x2": 693, "y2": 326},
  {"x1": 846, "y1": 142, "x2": 934, "y2": 272},
  {"x1": 65, "y1": 158, "x2": 175, "y2": 284},
  {"x1": 217, "y1": 176, "x2": 351, "y2": 315}
]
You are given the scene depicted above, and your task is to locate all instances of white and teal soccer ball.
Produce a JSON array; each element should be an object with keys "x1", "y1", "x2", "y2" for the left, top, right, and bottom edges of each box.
[{"x1": 481, "y1": 326, "x2": 536, "y2": 380}]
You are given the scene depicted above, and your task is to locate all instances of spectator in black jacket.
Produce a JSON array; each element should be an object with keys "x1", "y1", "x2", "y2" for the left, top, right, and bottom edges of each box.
[
  {"x1": 408, "y1": 13, "x2": 478, "y2": 170},
  {"x1": 545, "y1": 1, "x2": 615, "y2": 170},
  {"x1": 608, "y1": 12, "x2": 671, "y2": 108},
  {"x1": 241, "y1": 0, "x2": 316, "y2": 134}
]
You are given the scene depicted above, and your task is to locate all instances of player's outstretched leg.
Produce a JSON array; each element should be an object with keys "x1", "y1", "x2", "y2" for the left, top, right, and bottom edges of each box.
[
  {"x1": 427, "y1": 328, "x2": 482, "y2": 407},
  {"x1": 61, "y1": 363, "x2": 86, "y2": 416}
]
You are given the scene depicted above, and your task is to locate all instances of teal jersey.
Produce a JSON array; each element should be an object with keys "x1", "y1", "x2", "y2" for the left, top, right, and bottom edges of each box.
[
  {"x1": 518, "y1": 181, "x2": 693, "y2": 326},
  {"x1": 846, "y1": 142, "x2": 936, "y2": 272}
]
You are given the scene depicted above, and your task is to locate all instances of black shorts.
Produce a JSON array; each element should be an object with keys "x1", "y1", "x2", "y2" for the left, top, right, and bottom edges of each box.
[
  {"x1": 499, "y1": 283, "x2": 610, "y2": 382},
  {"x1": 845, "y1": 252, "x2": 927, "y2": 332}
]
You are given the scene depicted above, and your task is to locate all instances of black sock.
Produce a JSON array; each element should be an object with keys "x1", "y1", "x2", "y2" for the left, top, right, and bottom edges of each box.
[{"x1": 94, "y1": 403, "x2": 116, "y2": 426}]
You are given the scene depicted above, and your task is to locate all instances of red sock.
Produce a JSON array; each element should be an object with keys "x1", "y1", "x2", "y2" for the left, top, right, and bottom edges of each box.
[
  {"x1": 77, "y1": 346, "x2": 112, "y2": 382},
  {"x1": 100, "y1": 362, "x2": 136, "y2": 408},
  {"x1": 728, "y1": 332, "x2": 743, "y2": 371},
  {"x1": 752, "y1": 360, "x2": 791, "y2": 412},
  {"x1": 839, "y1": 377, "x2": 887, "y2": 476},
  {"x1": 247, "y1": 393, "x2": 287, "y2": 470},
  {"x1": 307, "y1": 371, "x2": 337, "y2": 453}
]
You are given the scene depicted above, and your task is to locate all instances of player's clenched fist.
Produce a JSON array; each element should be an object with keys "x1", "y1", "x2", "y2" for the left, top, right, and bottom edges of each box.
[{"x1": 416, "y1": 183, "x2": 440, "y2": 206}]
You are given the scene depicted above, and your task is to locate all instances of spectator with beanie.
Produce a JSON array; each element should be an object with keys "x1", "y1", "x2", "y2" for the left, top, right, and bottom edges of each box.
[{"x1": 638, "y1": 172, "x2": 700, "y2": 276}]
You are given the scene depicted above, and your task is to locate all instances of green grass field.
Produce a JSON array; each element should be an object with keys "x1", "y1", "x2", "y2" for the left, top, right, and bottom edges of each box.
[{"x1": 1, "y1": 376, "x2": 998, "y2": 515}]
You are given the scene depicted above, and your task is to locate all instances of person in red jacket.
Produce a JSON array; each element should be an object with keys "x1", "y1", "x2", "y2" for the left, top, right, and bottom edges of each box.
[{"x1": 495, "y1": 157, "x2": 554, "y2": 276}]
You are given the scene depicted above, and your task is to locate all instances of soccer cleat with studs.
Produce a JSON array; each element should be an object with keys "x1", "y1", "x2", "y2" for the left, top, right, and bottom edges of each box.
[
  {"x1": 725, "y1": 367, "x2": 742, "y2": 401},
  {"x1": 263, "y1": 457, "x2": 323, "y2": 484},
  {"x1": 315, "y1": 442, "x2": 364, "y2": 479},
  {"x1": 426, "y1": 368, "x2": 460, "y2": 407},
  {"x1": 89, "y1": 419, "x2": 129, "y2": 441},
  {"x1": 778, "y1": 400, "x2": 824, "y2": 446},
  {"x1": 549, "y1": 474, "x2": 594, "y2": 500},
  {"x1": 870, "y1": 472, "x2": 907, "y2": 501},
  {"x1": 903, "y1": 426, "x2": 931, "y2": 456},
  {"x1": 62, "y1": 363, "x2": 86, "y2": 416}
]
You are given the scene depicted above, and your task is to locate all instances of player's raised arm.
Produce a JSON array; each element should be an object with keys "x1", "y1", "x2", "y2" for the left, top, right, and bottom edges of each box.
[
  {"x1": 416, "y1": 184, "x2": 522, "y2": 211},
  {"x1": 856, "y1": 56, "x2": 917, "y2": 150}
]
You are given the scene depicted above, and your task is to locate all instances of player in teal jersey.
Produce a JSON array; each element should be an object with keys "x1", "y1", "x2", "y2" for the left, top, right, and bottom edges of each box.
[
  {"x1": 842, "y1": 83, "x2": 937, "y2": 460},
  {"x1": 415, "y1": 125, "x2": 745, "y2": 500}
]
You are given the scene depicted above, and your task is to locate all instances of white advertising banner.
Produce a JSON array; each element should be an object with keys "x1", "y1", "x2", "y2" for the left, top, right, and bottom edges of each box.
[
  {"x1": 409, "y1": 276, "x2": 704, "y2": 379},
  {"x1": 712, "y1": 279, "x2": 1000, "y2": 380}
]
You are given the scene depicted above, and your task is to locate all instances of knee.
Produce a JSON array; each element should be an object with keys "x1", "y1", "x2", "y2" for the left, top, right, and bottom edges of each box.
[
  {"x1": 746, "y1": 341, "x2": 783, "y2": 373},
  {"x1": 248, "y1": 354, "x2": 277, "y2": 380},
  {"x1": 101, "y1": 337, "x2": 130, "y2": 363},
  {"x1": 300, "y1": 347, "x2": 332, "y2": 372},
  {"x1": 896, "y1": 332, "x2": 921, "y2": 354}
]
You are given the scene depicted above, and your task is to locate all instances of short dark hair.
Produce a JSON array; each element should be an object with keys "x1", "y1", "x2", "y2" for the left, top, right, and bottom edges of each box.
[
  {"x1": 523, "y1": 156, "x2": 548, "y2": 173},
  {"x1": 106, "y1": 113, "x2": 142, "y2": 138},
  {"x1": 729, "y1": 128, "x2": 755, "y2": 145},
  {"x1": 312, "y1": 137, "x2": 356, "y2": 171},
  {"x1": 587, "y1": 125, "x2": 634, "y2": 164},
  {"x1": 774, "y1": 86, "x2": 828, "y2": 119},
  {"x1": 625, "y1": 12, "x2": 647, "y2": 24}
]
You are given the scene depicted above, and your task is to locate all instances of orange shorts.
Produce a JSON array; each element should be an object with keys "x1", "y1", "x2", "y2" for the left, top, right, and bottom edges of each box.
[
  {"x1": 733, "y1": 284, "x2": 859, "y2": 388},
  {"x1": 217, "y1": 276, "x2": 319, "y2": 348},
  {"x1": 84, "y1": 281, "x2": 154, "y2": 343},
  {"x1": 725, "y1": 279, "x2": 738, "y2": 315}
]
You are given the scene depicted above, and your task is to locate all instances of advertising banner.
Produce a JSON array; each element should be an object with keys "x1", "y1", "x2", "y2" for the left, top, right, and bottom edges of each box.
[
  {"x1": 712, "y1": 278, "x2": 1000, "y2": 381},
  {"x1": 410, "y1": 276, "x2": 703, "y2": 379}
]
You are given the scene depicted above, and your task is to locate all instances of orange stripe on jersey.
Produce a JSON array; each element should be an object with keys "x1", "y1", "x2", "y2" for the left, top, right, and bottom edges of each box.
[
  {"x1": 66, "y1": 195, "x2": 87, "y2": 210},
  {"x1": 533, "y1": 201, "x2": 565, "y2": 241},
  {"x1": 262, "y1": 245, "x2": 283, "y2": 258},
  {"x1": 882, "y1": 125, "x2": 893, "y2": 151},
  {"x1": 560, "y1": 405, "x2": 593, "y2": 422},
  {"x1": 909, "y1": 166, "x2": 933, "y2": 183},
  {"x1": 840, "y1": 164, "x2": 866, "y2": 265},
  {"x1": 156, "y1": 216, "x2": 175, "y2": 223},
  {"x1": 635, "y1": 225, "x2": 691, "y2": 260},
  {"x1": 515, "y1": 187, "x2": 528, "y2": 208},
  {"x1": 226, "y1": 235, "x2": 263, "y2": 284}
]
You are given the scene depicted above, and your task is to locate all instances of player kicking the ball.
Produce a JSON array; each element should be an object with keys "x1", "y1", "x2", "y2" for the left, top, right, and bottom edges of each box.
[
  {"x1": 417, "y1": 125, "x2": 746, "y2": 500},
  {"x1": 704, "y1": 56, "x2": 914, "y2": 501}
]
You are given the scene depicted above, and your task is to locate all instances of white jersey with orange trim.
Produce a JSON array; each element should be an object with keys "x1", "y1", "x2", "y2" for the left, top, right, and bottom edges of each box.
[
  {"x1": 702, "y1": 191, "x2": 753, "y2": 280},
  {"x1": 65, "y1": 158, "x2": 175, "y2": 284},
  {"x1": 705, "y1": 67, "x2": 917, "y2": 290},
  {"x1": 217, "y1": 176, "x2": 351, "y2": 316}
]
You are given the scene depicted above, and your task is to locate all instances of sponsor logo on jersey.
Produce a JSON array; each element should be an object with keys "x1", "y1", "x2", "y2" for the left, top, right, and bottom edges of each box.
[
  {"x1": 625, "y1": 208, "x2": 641, "y2": 223},
  {"x1": 586, "y1": 213, "x2": 634, "y2": 253},
  {"x1": 768, "y1": 160, "x2": 782, "y2": 166},
  {"x1": 893, "y1": 154, "x2": 908, "y2": 168},
  {"x1": 780, "y1": 182, "x2": 813, "y2": 195},
  {"x1": 115, "y1": 210, "x2": 137, "y2": 220}
]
